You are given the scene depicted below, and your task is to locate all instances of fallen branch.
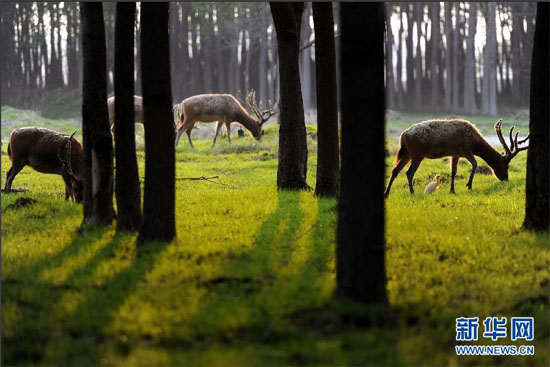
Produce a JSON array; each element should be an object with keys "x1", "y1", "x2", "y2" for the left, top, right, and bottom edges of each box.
[
  {"x1": 1, "y1": 187, "x2": 29, "y2": 193},
  {"x1": 180, "y1": 175, "x2": 239, "y2": 190}
]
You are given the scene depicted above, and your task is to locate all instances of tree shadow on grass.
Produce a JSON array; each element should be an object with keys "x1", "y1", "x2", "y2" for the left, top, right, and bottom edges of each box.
[
  {"x1": 36, "y1": 237, "x2": 172, "y2": 366},
  {"x1": 1, "y1": 227, "x2": 108, "y2": 365}
]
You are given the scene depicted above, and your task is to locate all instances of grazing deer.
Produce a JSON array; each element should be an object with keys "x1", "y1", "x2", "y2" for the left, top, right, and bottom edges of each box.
[
  {"x1": 174, "y1": 90, "x2": 277, "y2": 148},
  {"x1": 4, "y1": 127, "x2": 83, "y2": 202},
  {"x1": 108, "y1": 95, "x2": 182, "y2": 134},
  {"x1": 384, "y1": 119, "x2": 529, "y2": 196}
]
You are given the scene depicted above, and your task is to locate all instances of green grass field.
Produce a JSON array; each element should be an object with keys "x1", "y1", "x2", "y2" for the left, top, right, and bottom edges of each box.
[{"x1": 1, "y1": 107, "x2": 548, "y2": 366}]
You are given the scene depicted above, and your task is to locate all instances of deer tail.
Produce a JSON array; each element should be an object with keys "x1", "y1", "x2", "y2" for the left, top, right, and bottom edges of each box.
[
  {"x1": 394, "y1": 143, "x2": 407, "y2": 166},
  {"x1": 7, "y1": 142, "x2": 12, "y2": 162}
]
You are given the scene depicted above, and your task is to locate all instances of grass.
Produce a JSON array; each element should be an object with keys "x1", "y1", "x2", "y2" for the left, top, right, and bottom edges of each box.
[{"x1": 1, "y1": 108, "x2": 548, "y2": 366}]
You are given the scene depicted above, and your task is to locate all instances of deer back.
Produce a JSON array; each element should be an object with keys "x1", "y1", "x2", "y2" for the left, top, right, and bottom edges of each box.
[
  {"x1": 9, "y1": 127, "x2": 83, "y2": 178},
  {"x1": 401, "y1": 119, "x2": 487, "y2": 158}
]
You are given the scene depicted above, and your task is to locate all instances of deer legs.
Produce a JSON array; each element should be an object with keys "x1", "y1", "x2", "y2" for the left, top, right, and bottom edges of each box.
[
  {"x1": 450, "y1": 156, "x2": 459, "y2": 194},
  {"x1": 211, "y1": 121, "x2": 224, "y2": 147},
  {"x1": 4, "y1": 161, "x2": 25, "y2": 192},
  {"x1": 464, "y1": 153, "x2": 477, "y2": 190},
  {"x1": 405, "y1": 158, "x2": 423, "y2": 194},
  {"x1": 384, "y1": 153, "x2": 410, "y2": 197}
]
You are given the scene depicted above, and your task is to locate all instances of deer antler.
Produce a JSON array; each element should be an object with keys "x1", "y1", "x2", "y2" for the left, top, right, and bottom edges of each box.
[
  {"x1": 494, "y1": 119, "x2": 529, "y2": 161},
  {"x1": 58, "y1": 131, "x2": 79, "y2": 182},
  {"x1": 246, "y1": 89, "x2": 278, "y2": 126}
]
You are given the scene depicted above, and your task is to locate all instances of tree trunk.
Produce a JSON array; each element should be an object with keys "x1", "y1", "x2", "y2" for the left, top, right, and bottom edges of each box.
[
  {"x1": 430, "y1": 2, "x2": 440, "y2": 109},
  {"x1": 444, "y1": 2, "x2": 452, "y2": 111},
  {"x1": 405, "y1": 3, "x2": 414, "y2": 109},
  {"x1": 300, "y1": 4, "x2": 312, "y2": 112},
  {"x1": 337, "y1": 2, "x2": 388, "y2": 304},
  {"x1": 385, "y1": 3, "x2": 395, "y2": 110},
  {"x1": 482, "y1": 2, "x2": 498, "y2": 116},
  {"x1": 313, "y1": 2, "x2": 339, "y2": 198},
  {"x1": 80, "y1": 2, "x2": 115, "y2": 227},
  {"x1": 463, "y1": 2, "x2": 477, "y2": 114},
  {"x1": 139, "y1": 2, "x2": 176, "y2": 243},
  {"x1": 523, "y1": 2, "x2": 549, "y2": 231},
  {"x1": 451, "y1": 2, "x2": 460, "y2": 112},
  {"x1": 414, "y1": 3, "x2": 423, "y2": 110},
  {"x1": 270, "y1": 2, "x2": 309, "y2": 190},
  {"x1": 114, "y1": 2, "x2": 141, "y2": 232}
]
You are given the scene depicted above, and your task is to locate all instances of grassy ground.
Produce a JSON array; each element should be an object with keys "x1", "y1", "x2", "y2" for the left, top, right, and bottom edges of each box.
[{"x1": 1, "y1": 109, "x2": 548, "y2": 366}]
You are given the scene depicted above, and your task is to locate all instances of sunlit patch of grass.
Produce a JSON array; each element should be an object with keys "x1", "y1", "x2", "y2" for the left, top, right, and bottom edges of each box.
[{"x1": 1, "y1": 107, "x2": 548, "y2": 366}]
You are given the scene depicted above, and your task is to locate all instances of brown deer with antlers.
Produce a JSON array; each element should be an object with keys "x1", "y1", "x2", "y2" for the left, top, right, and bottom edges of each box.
[
  {"x1": 4, "y1": 127, "x2": 83, "y2": 202},
  {"x1": 384, "y1": 119, "x2": 529, "y2": 196},
  {"x1": 174, "y1": 90, "x2": 277, "y2": 148}
]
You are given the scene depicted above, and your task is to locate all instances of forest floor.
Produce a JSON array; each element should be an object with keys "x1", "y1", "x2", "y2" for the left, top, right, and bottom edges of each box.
[{"x1": 1, "y1": 107, "x2": 548, "y2": 366}]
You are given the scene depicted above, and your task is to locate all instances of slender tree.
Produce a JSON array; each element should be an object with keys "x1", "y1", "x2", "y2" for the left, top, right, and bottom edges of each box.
[
  {"x1": 336, "y1": 2, "x2": 388, "y2": 304},
  {"x1": 463, "y1": 2, "x2": 478, "y2": 114},
  {"x1": 138, "y1": 2, "x2": 175, "y2": 243},
  {"x1": 313, "y1": 2, "x2": 339, "y2": 198},
  {"x1": 270, "y1": 2, "x2": 309, "y2": 190},
  {"x1": 80, "y1": 2, "x2": 115, "y2": 227},
  {"x1": 481, "y1": 2, "x2": 498, "y2": 116},
  {"x1": 523, "y1": 2, "x2": 549, "y2": 231},
  {"x1": 430, "y1": 2, "x2": 440, "y2": 110},
  {"x1": 114, "y1": 2, "x2": 141, "y2": 232}
]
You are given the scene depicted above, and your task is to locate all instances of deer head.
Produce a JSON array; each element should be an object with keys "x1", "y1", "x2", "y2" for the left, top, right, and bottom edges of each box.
[
  {"x1": 246, "y1": 89, "x2": 278, "y2": 139},
  {"x1": 58, "y1": 131, "x2": 83, "y2": 202},
  {"x1": 493, "y1": 119, "x2": 529, "y2": 181}
]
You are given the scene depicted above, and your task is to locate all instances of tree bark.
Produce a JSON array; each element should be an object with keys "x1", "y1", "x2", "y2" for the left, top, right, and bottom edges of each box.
[
  {"x1": 463, "y1": 2, "x2": 477, "y2": 114},
  {"x1": 270, "y1": 2, "x2": 309, "y2": 190},
  {"x1": 414, "y1": 3, "x2": 423, "y2": 110},
  {"x1": 430, "y1": 2, "x2": 440, "y2": 109},
  {"x1": 313, "y1": 2, "x2": 339, "y2": 198},
  {"x1": 482, "y1": 3, "x2": 498, "y2": 116},
  {"x1": 523, "y1": 2, "x2": 549, "y2": 231},
  {"x1": 337, "y1": 2, "x2": 388, "y2": 304},
  {"x1": 80, "y1": 2, "x2": 115, "y2": 227},
  {"x1": 386, "y1": 3, "x2": 395, "y2": 110},
  {"x1": 139, "y1": 2, "x2": 176, "y2": 243},
  {"x1": 114, "y1": 2, "x2": 141, "y2": 232},
  {"x1": 444, "y1": 2, "x2": 452, "y2": 111}
]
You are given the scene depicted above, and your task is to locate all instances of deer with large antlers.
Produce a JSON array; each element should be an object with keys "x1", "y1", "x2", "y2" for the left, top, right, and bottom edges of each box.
[
  {"x1": 4, "y1": 127, "x2": 83, "y2": 202},
  {"x1": 384, "y1": 119, "x2": 529, "y2": 196},
  {"x1": 174, "y1": 90, "x2": 278, "y2": 148}
]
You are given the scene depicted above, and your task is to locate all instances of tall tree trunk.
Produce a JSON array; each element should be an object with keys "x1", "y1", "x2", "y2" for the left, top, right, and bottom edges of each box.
[
  {"x1": 313, "y1": 2, "x2": 339, "y2": 198},
  {"x1": 396, "y1": 8, "x2": 405, "y2": 110},
  {"x1": 482, "y1": 2, "x2": 498, "y2": 116},
  {"x1": 270, "y1": 2, "x2": 309, "y2": 190},
  {"x1": 463, "y1": 2, "x2": 477, "y2": 114},
  {"x1": 114, "y1": 2, "x2": 141, "y2": 232},
  {"x1": 80, "y1": 2, "x2": 115, "y2": 227},
  {"x1": 386, "y1": 3, "x2": 395, "y2": 110},
  {"x1": 414, "y1": 3, "x2": 422, "y2": 110},
  {"x1": 510, "y1": 2, "x2": 522, "y2": 107},
  {"x1": 405, "y1": 3, "x2": 414, "y2": 109},
  {"x1": 444, "y1": 2, "x2": 452, "y2": 111},
  {"x1": 139, "y1": 2, "x2": 175, "y2": 243},
  {"x1": 337, "y1": 2, "x2": 387, "y2": 304},
  {"x1": 523, "y1": 2, "x2": 549, "y2": 231},
  {"x1": 300, "y1": 4, "x2": 312, "y2": 112},
  {"x1": 430, "y1": 2, "x2": 440, "y2": 109},
  {"x1": 451, "y1": 2, "x2": 460, "y2": 112}
]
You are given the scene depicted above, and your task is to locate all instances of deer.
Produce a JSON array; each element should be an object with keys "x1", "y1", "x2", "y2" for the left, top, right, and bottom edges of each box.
[
  {"x1": 384, "y1": 119, "x2": 529, "y2": 197},
  {"x1": 108, "y1": 95, "x2": 183, "y2": 135},
  {"x1": 4, "y1": 127, "x2": 83, "y2": 202},
  {"x1": 174, "y1": 90, "x2": 278, "y2": 148}
]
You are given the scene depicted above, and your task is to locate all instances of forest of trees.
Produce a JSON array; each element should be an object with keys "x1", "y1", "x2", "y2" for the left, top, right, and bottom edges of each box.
[{"x1": 0, "y1": 2, "x2": 537, "y2": 116}]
